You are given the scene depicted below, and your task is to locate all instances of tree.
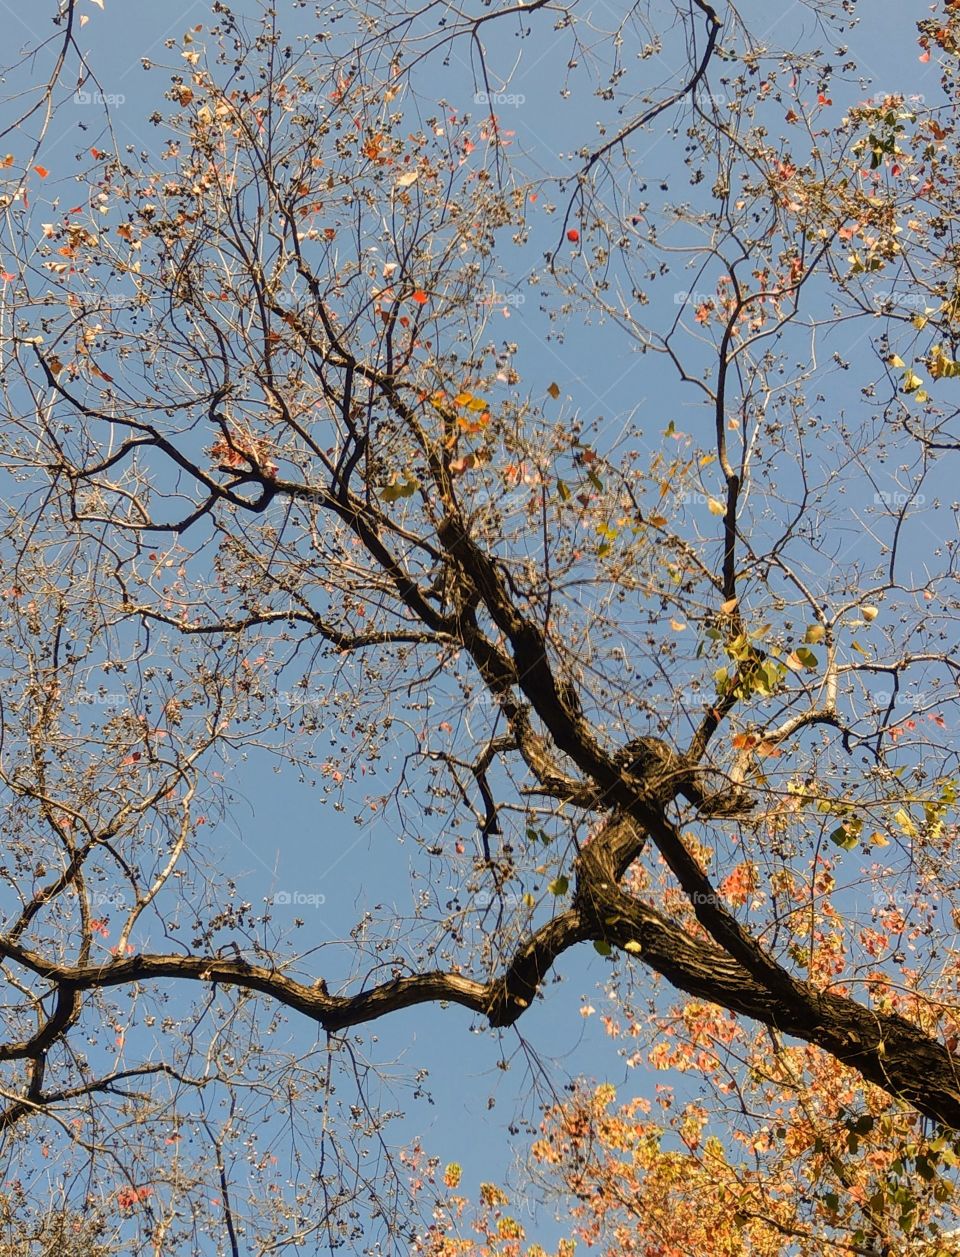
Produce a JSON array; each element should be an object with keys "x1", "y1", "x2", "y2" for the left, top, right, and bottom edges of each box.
[{"x1": 2, "y1": 0, "x2": 960, "y2": 1249}]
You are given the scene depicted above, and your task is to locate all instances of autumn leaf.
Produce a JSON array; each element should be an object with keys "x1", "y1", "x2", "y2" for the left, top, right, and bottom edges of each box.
[{"x1": 902, "y1": 369, "x2": 925, "y2": 394}]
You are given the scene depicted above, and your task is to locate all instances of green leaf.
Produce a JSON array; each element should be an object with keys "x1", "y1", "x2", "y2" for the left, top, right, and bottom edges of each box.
[
  {"x1": 830, "y1": 824, "x2": 859, "y2": 851},
  {"x1": 915, "y1": 1154, "x2": 936, "y2": 1181},
  {"x1": 381, "y1": 475, "x2": 417, "y2": 501},
  {"x1": 593, "y1": 940, "x2": 612, "y2": 956},
  {"x1": 548, "y1": 875, "x2": 569, "y2": 897}
]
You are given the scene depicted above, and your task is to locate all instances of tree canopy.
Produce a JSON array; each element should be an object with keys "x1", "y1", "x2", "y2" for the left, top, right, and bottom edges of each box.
[{"x1": 2, "y1": 0, "x2": 960, "y2": 1251}]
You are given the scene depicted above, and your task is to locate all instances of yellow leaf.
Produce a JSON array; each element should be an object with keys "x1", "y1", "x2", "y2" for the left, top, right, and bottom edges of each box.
[
  {"x1": 887, "y1": 354, "x2": 905, "y2": 368},
  {"x1": 804, "y1": 624, "x2": 826, "y2": 643},
  {"x1": 720, "y1": 597, "x2": 738, "y2": 614},
  {"x1": 707, "y1": 497, "x2": 725, "y2": 515},
  {"x1": 623, "y1": 940, "x2": 643, "y2": 954},
  {"x1": 670, "y1": 618, "x2": 686, "y2": 631},
  {"x1": 396, "y1": 170, "x2": 419, "y2": 188},
  {"x1": 894, "y1": 808, "x2": 918, "y2": 838}
]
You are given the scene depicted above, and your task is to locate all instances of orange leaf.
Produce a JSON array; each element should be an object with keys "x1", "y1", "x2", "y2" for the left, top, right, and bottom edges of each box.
[
  {"x1": 411, "y1": 289, "x2": 428, "y2": 305},
  {"x1": 33, "y1": 165, "x2": 49, "y2": 178}
]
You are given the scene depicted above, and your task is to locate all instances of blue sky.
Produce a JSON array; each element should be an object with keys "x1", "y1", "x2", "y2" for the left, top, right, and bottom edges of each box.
[{"x1": 0, "y1": 0, "x2": 952, "y2": 1250}]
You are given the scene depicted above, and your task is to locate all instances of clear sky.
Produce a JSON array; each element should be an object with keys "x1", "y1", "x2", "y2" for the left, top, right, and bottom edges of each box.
[{"x1": 0, "y1": 0, "x2": 948, "y2": 1250}]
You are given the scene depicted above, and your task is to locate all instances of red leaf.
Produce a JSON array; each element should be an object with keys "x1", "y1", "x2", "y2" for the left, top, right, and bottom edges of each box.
[
  {"x1": 566, "y1": 229, "x2": 580, "y2": 242},
  {"x1": 411, "y1": 289, "x2": 429, "y2": 304}
]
